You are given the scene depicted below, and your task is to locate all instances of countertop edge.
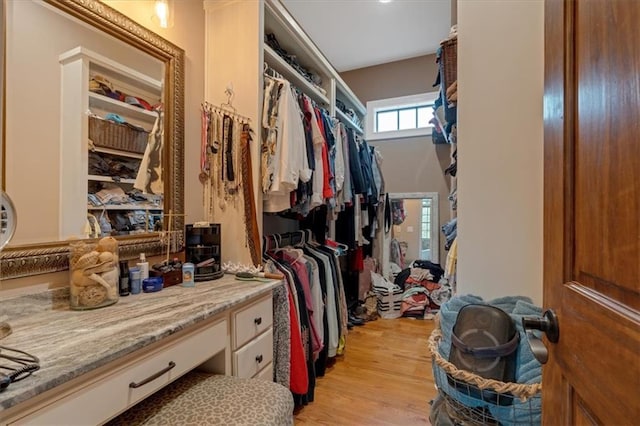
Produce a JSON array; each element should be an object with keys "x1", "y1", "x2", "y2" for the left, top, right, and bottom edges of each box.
[{"x1": 0, "y1": 278, "x2": 282, "y2": 413}]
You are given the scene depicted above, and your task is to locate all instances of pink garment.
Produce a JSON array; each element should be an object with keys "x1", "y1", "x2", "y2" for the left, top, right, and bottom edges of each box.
[{"x1": 280, "y1": 252, "x2": 323, "y2": 357}]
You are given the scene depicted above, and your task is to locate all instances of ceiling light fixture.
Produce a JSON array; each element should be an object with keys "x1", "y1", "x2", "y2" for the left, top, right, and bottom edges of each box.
[{"x1": 379, "y1": 0, "x2": 393, "y2": 3}]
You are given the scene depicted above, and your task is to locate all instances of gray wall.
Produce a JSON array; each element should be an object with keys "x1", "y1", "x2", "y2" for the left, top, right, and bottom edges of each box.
[{"x1": 341, "y1": 54, "x2": 453, "y2": 265}]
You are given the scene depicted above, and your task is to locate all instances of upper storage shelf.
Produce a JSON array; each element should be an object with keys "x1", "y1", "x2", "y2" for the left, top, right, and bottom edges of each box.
[
  {"x1": 335, "y1": 76, "x2": 366, "y2": 116},
  {"x1": 89, "y1": 92, "x2": 157, "y2": 123},
  {"x1": 335, "y1": 108, "x2": 363, "y2": 134},
  {"x1": 263, "y1": 0, "x2": 333, "y2": 93},
  {"x1": 60, "y1": 47, "x2": 162, "y2": 93},
  {"x1": 263, "y1": 0, "x2": 365, "y2": 123},
  {"x1": 263, "y1": 44, "x2": 329, "y2": 106}
]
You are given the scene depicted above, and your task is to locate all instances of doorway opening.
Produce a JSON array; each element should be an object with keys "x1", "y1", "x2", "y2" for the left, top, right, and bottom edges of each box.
[{"x1": 388, "y1": 192, "x2": 439, "y2": 271}]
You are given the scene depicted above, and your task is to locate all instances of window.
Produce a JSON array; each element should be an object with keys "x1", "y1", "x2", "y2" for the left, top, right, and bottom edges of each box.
[{"x1": 366, "y1": 92, "x2": 439, "y2": 141}]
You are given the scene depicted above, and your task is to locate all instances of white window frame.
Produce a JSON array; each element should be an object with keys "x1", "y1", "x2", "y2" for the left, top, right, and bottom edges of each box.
[{"x1": 365, "y1": 92, "x2": 439, "y2": 141}]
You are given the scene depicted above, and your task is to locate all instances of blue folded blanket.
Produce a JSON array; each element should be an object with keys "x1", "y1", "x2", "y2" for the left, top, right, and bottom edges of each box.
[{"x1": 436, "y1": 295, "x2": 542, "y2": 425}]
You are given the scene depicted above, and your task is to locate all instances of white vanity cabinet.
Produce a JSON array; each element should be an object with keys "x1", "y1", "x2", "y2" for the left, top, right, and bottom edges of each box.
[
  {"x1": 8, "y1": 317, "x2": 228, "y2": 426},
  {"x1": 58, "y1": 46, "x2": 163, "y2": 239},
  {"x1": 231, "y1": 294, "x2": 274, "y2": 380},
  {"x1": 0, "y1": 282, "x2": 281, "y2": 426}
]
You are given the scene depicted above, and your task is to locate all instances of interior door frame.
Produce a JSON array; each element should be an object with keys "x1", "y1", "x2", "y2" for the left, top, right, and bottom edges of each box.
[
  {"x1": 543, "y1": 0, "x2": 571, "y2": 420},
  {"x1": 388, "y1": 192, "x2": 440, "y2": 266}
]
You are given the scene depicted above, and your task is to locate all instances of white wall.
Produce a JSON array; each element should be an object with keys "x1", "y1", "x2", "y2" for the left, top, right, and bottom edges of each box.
[
  {"x1": 203, "y1": 0, "x2": 263, "y2": 266},
  {"x1": 457, "y1": 0, "x2": 544, "y2": 304}
]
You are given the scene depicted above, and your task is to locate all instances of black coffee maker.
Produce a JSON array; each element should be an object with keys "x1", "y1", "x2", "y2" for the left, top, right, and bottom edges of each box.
[{"x1": 185, "y1": 223, "x2": 223, "y2": 281}]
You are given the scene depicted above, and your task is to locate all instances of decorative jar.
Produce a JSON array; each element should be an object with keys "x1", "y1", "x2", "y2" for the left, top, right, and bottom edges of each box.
[{"x1": 69, "y1": 237, "x2": 120, "y2": 310}]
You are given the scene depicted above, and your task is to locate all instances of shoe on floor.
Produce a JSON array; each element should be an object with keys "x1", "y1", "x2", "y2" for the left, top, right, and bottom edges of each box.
[{"x1": 348, "y1": 314, "x2": 365, "y2": 326}]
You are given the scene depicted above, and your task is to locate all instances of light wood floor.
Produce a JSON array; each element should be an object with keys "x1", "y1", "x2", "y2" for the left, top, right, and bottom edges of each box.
[{"x1": 293, "y1": 317, "x2": 438, "y2": 425}]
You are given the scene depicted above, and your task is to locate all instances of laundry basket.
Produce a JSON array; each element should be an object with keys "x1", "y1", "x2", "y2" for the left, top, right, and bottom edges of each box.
[
  {"x1": 428, "y1": 326, "x2": 542, "y2": 425},
  {"x1": 371, "y1": 272, "x2": 403, "y2": 319}
]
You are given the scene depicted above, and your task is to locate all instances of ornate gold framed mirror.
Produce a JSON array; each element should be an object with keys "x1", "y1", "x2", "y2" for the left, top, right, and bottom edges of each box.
[{"x1": 0, "y1": 0, "x2": 185, "y2": 280}]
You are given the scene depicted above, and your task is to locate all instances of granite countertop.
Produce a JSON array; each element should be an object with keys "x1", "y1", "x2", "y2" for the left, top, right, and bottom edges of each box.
[{"x1": 0, "y1": 275, "x2": 281, "y2": 412}]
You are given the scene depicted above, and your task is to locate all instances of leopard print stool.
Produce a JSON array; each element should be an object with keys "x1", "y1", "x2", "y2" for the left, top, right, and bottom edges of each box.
[{"x1": 107, "y1": 372, "x2": 294, "y2": 425}]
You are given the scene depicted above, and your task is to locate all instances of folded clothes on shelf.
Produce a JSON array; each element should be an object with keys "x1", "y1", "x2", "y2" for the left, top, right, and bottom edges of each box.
[
  {"x1": 264, "y1": 33, "x2": 324, "y2": 92},
  {"x1": 89, "y1": 74, "x2": 155, "y2": 111}
]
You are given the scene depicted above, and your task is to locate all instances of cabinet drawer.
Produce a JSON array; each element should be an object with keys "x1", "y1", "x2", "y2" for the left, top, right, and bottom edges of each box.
[
  {"x1": 233, "y1": 295, "x2": 273, "y2": 349},
  {"x1": 11, "y1": 319, "x2": 227, "y2": 426},
  {"x1": 254, "y1": 362, "x2": 274, "y2": 382},
  {"x1": 233, "y1": 327, "x2": 273, "y2": 379}
]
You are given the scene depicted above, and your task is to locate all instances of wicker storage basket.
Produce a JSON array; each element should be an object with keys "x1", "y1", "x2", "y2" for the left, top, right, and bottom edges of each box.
[
  {"x1": 428, "y1": 325, "x2": 542, "y2": 425},
  {"x1": 89, "y1": 116, "x2": 149, "y2": 154},
  {"x1": 440, "y1": 37, "x2": 457, "y2": 102}
]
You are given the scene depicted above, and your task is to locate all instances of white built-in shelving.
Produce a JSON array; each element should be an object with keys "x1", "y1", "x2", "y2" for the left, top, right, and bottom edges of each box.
[
  {"x1": 59, "y1": 46, "x2": 163, "y2": 237},
  {"x1": 263, "y1": 0, "x2": 366, "y2": 129},
  {"x1": 88, "y1": 204, "x2": 161, "y2": 211},
  {"x1": 263, "y1": 45, "x2": 330, "y2": 106},
  {"x1": 88, "y1": 175, "x2": 136, "y2": 184},
  {"x1": 88, "y1": 92, "x2": 157, "y2": 122},
  {"x1": 93, "y1": 146, "x2": 143, "y2": 160},
  {"x1": 335, "y1": 108, "x2": 363, "y2": 134}
]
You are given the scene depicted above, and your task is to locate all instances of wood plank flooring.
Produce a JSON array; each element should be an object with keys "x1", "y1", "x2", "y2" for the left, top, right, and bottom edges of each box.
[{"x1": 293, "y1": 317, "x2": 438, "y2": 425}]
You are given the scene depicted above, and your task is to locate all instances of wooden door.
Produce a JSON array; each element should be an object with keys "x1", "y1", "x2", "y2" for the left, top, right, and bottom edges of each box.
[{"x1": 544, "y1": 0, "x2": 640, "y2": 424}]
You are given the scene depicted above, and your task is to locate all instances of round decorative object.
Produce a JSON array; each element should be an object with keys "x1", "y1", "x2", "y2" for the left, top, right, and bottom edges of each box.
[{"x1": 0, "y1": 190, "x2": 17, "y2": 251}]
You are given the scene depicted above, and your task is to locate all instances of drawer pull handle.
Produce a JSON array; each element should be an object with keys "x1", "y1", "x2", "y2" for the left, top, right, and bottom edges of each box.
[
  {"x1": 254, "y1": 317, "x2": 262, "y2": 325},
  {"x1": 255, "y1": 354, "x2": 263, "y2": 363},
  {"x1": 129, "y1": 361, "x2": 176, "y2": 388}
]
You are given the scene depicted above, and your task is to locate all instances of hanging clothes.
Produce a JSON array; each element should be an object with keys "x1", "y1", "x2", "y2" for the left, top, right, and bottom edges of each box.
[
  {"x1": 134, "y1": 110, "x2": 163, "y2": 194},
  {"x1": 262, "y1": 77, "x2": 311, "y2": 213},
  {"x1": 264, "y1": 232, "x2": 349, "y2": 404},
  {"x1": 300, "y1": 95, "x2": 325, "y2": 210}
]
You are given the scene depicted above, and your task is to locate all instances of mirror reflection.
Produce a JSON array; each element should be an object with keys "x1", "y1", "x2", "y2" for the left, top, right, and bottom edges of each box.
[
  {"x1": 5, "y1": 0, "x2": 165, "y2": 246},
  {"x1": 388, "y1": 193, "x2": 440, "y2": 270}
]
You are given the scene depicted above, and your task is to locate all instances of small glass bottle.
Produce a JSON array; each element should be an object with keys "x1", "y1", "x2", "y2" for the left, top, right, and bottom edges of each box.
[
  {"x1": 137, "y1": 253, "x2": 149, "y2": 280},
  {"x1": 119, "y1": 260, "x2": 130, "y2": 296},
  {"x1": 181, "y1": 262, "x2": 195, "y2": 287}
]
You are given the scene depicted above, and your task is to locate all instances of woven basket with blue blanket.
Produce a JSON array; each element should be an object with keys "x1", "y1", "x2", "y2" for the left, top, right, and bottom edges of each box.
[{"x1": 428, "y1": 295, "x2": 543, "y2": 426}]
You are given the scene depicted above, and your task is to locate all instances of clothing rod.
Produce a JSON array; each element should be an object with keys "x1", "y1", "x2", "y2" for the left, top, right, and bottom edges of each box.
[{"x1": 263, "y1": 230, "x2": 311, "y2": 250}]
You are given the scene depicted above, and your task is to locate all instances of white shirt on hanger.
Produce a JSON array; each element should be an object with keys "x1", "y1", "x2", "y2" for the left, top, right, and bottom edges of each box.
[{"x1": 264, "y1": 80, "x2": 311, "y2": 213}]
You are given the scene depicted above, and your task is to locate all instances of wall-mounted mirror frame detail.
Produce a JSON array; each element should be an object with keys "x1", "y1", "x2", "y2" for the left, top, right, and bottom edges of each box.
[{"x1": 0, "y1": 0, "x2": 185, "y2": 280}]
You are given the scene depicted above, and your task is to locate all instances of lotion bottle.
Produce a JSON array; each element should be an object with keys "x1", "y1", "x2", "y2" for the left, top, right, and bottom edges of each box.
[{"x1": 137, "y1": 253, "x2": 149, "y2": 280}]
